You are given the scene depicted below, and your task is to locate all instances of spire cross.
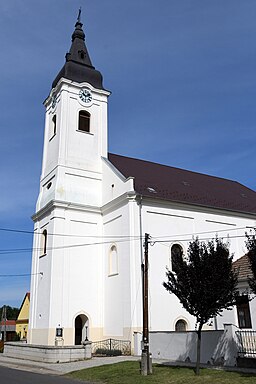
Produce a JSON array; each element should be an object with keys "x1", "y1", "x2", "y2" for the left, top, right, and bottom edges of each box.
[{"x1": 77, "y1": 7, "x2": 82, "y2": 23}]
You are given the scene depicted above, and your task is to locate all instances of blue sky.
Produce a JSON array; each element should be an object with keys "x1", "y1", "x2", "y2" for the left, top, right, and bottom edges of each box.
[{"x1": 0, "y1": 0, "x2": 256, "y2": 308}]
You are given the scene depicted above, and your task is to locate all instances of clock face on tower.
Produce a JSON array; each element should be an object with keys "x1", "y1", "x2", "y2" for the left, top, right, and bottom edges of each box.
[{"x1": 79, "y1": 89, "x2": 92, "y2": 103}]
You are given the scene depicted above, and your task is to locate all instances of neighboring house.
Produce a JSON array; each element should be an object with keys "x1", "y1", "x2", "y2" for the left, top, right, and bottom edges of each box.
[
  {"x1": 16, "y1": 293, "x2": 30, "y2": 340},
  {"x1": 234, "y1": 255, "x2": 255, "y2": 329},
  {"x1": 0, "y1": 320, "x2": 16, "y2": 341},
  {"x1": 216, "y1": 255, "x2": 256, "y2": 330},
  {"x1": 28, "y1": 16, "x2": 256, "y2": 346}
]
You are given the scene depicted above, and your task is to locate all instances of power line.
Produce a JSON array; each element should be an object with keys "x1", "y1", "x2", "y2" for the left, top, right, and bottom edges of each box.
[
  {"x1": 0, "y1": 237, "x2": 142, "y2": 255},
  {"x1": 0, "y1": 231, "x2": 253, "y2": 255},
  {"x1": 1, "y1": 232, "x2": 252, "y2": 277},
  {"x1": 0, "y1": 228, "x2": 34, "y2": 235},
  {"x1": 0, "y1": 227, "x2": 141, "y2": 239},
  {"x1": 0, "y1": 272, "x2": 42, "y2": 278},
  {"x1": 152, "y1": 226, "x2": 251, "y2": 240},
  {"x1": 0, "y1": 225, "x2": 254, "y2": 255},
  {"x1": 1, "y1": 224, "x2": 254, "y2": 240},
  {"x1": 153, "y1": 234, "x2": 247, "y2": 244}
]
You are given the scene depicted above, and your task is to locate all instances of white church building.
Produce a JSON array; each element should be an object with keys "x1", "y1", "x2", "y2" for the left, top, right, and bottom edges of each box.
[{"x1": 28, "y1": 16, "x2": 256, "y2": 346}]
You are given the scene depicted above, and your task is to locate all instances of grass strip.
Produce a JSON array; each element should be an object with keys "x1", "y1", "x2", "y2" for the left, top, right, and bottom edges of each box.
[{"x1": 67, "y1": 361, "x2": 256, "y2": 384}]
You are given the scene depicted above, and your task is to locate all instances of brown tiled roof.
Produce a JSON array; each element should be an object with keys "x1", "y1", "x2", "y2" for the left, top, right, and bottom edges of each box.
[
  {"x1": 108, "y1": 153, "x2": 256, "y2": 215},
  {"x1": 233, "y1": 254, "x2": 253, "y2": 280}
]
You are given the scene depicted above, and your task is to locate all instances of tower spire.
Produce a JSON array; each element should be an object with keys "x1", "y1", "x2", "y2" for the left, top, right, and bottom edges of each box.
[{"x1": 52, "y1": 11, "x2": 104, "y2": 90}]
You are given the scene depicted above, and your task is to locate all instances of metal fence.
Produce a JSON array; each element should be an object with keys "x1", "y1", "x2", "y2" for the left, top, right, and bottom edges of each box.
[
  {"x1": 236, "y1": 330, "x2": 256, "y2": 358},
  {"x1": 91, "y1": 338, "x2": 131, "y2": 356}
]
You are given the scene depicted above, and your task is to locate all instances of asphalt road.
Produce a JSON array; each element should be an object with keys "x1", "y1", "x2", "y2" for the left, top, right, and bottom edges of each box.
[{"x1": 0, "y1": 366, "x2": 90, "y2": 384}]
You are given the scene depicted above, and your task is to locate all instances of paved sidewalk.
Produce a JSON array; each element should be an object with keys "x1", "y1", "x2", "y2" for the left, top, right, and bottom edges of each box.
[{"x1": 0, "y1": 354, "x2": 139, "y2": 375}]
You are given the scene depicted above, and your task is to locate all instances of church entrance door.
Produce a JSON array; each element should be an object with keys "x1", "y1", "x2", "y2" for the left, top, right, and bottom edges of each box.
[
  {"x1": 74, "y1": 314, "x2": 89, "y2": 345},
  {"x1": 75, "y1": 315, "x2": 83, "y2": 345}
]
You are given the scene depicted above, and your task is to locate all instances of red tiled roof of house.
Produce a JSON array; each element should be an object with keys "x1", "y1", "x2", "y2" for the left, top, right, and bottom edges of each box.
[
  {"x1": 108, "y1": 153, "x2": 256, "y2": 215},
  {"x1": 0, "y1": 320, "x2": 16, "y2": 326},
  {"x1": 233, "y1": 254, "x2": 253, "y2": 280},
  {"x1": 0, "y1": 319, "x2": 16, "y2": 332}
]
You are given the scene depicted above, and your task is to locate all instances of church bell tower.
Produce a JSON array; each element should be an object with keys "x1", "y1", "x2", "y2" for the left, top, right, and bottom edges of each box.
[
  {"x1": 38, "y1": 12, "x2": 110, "y2": 210},
  {"x1": 29, "y1": 13, "x2": 110, "y2": 346}
]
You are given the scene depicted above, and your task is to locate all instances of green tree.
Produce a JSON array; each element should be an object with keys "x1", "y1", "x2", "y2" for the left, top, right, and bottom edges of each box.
[
  {"x1": 0, "y1": 306, "x2": 19, "y2": 320},
  {"x1": 163, "y1": 237, "x2": 238, "y2": 375},
  {"x1": 245, "y1": 229, "x2": 256, "y2": 294}
]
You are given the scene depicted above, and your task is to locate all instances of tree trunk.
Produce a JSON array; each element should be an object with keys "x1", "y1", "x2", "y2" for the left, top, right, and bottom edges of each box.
[{"x1": 196, "y1": 322, "x2": 203, "y2": 375}]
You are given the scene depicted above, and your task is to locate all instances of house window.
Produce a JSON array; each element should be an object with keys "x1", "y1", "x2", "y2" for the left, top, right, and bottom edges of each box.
[
  {"x1": 41, "y1": 229, "x2": 47, "y2": 256},
  {"x1": 109, "y1": 245, "x2": 118, "y2": 276},
  {"x1": 236, "y1": 295, "x2": 252, "y2": 329},
  {"x1": 78, "y1": 110, "x2": 90, "y2": 133},
  {"x1": 175, "y1": 319, "x2": 187, "y2": 332},
  {"x1": 171, "y1": 243, "x2": 183, "y2": 270}
]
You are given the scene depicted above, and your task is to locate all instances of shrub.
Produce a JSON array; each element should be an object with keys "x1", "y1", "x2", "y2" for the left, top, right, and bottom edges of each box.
[{"x1": 95, "y1": 348, "x2": 122, "y2": 356}]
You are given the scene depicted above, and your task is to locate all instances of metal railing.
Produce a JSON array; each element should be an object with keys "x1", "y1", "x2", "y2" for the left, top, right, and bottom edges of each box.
[
  {"x1": 91, "y1": 338, "x2": 131, "y2": 356},
  {"x1": 236, "y1": 330, "x2": 256, "y2": 358}
]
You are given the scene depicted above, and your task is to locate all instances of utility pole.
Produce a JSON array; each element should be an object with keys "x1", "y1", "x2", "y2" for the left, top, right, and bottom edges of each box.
[
  {"x1": 1, "y1": 305, "x2": 7, "y2": 342},
  {"x1": 0, "y1": 307, "x2": 3, "y2": 341},
  {"x1": 141, "y1": 233, "x2": 152, "y2": 375}
]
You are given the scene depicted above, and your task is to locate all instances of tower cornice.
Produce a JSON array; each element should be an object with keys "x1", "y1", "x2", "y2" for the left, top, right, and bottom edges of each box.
[{"x1": 32, "y1": 199, "x2": 102, "y2": 222}]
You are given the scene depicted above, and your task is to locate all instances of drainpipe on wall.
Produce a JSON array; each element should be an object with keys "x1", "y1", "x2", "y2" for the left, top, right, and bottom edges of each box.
[{"x1": 138, "y1": 195, "x2": 144, "y2": 265}]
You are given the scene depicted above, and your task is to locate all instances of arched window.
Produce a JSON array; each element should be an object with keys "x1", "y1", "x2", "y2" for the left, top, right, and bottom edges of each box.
[
  {"x1": 78, "y1": 110, "x2": 90, "y2": 133},
  {"x1": 52, "y1": 114, "x2": 56, "y2": 136},
  {"x1": 109, "y1": 245, "x2": 118, "y2": 276},
  {"x1": 41, "y1": 229, "x2": 47, "y2": 255},
  {"x1": 175, "y1": 319, "x2": 187, "y2": 332},
  {"x1": 171, "y1": 243, "x2": 183, "y2": 271},
  {"x1": 49, "y1": 115, "x2": 56, "y2": 140}
]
